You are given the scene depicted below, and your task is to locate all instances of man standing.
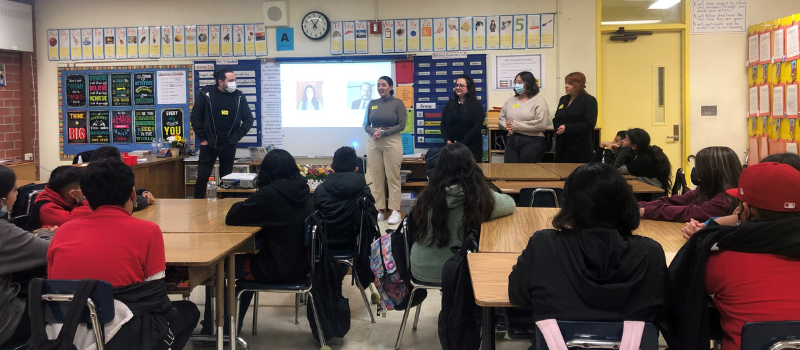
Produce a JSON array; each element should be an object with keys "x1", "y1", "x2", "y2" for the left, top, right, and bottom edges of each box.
[
  {"x1": 189, "y1": 68, "x2": 254, "y2": 198},
  {"x1": 351, "y1": 82, "x2": 373, "y2": 110}
]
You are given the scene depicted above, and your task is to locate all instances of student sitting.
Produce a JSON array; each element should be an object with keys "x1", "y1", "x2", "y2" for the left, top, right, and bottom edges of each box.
[
  {"x1": 313, "y1": 146, "x2": 376, "y2": 251},
  {"x1": 639, "y1": 146, "x2": 741, "y2": 223},
  {"x1": 410, "y1": 143, "x2": 515, "y2": 284},
  {"x1": 612, "y1": 128, "x2": 672, "y2": 193},
  {"x1": 0, "y1": 165, "x2": 51, "y2": 348},
  {"x1": 46, "y1": 160, "x2": 199, "y2": 350},
  {"x1": 668, "y1": 162, "x2": 800, "y2": 350},
  {"x1": 508, "y1": 163, "x2": 669, "y2": 349},
  {"x1": 90, "y1": 146, "x2": 155, "y2": 210},
  {"x1": 591, "y1": 130, "x2": 626, "y2": 164},
  {"x1": 29, "y1": 165, "x2": 93, "y2": 230}
]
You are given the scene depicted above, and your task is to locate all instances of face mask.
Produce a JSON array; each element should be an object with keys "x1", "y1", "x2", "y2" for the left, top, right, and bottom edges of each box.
[
  {"x1": 225, "y1": 81, "x2": 237, "y2": 93},
  {"x1": 514, "y1": 84, "x2": 525, "y2": 94},
  {"x1": 0, "y1": 199, "x2": 8, "y2": 218}
]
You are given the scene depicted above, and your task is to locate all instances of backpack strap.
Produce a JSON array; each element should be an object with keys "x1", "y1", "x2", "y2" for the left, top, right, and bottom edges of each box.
[
  {"x1": 28, "y1": 279, "x2": 100, "y2": 349},
  {"x1": 620, "y1": 321, "x2": 645, "y2": 350},
  {"x1": 535, "y1": 319, "x2": 569, "y2": 350},
  {"x1": 535, "y1": 319, "x2": 646, "y2": 350}
]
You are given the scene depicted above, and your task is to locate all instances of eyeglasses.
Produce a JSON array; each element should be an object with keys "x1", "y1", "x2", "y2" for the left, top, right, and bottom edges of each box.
[{"x1": 454, "y1": 84, "x2": 467, "y2": 88}]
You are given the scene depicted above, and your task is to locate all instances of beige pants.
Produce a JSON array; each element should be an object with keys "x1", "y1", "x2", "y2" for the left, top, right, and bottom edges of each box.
[{"x1": 367, "y1": 133, "x2": 402, "y2": 211}]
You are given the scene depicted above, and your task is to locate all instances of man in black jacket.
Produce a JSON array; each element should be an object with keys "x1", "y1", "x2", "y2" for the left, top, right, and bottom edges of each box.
[{"x1": 189, "y1": 68, "x2": 254, "y2": 198}]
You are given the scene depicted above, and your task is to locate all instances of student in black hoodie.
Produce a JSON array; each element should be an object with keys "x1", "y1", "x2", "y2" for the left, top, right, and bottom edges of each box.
[
  {"x1": 613, "y1": 128, "x2": 672, "y2": 194},
  {"x1": 508, "y1": 163, "x2": 669, "y2": 349}
]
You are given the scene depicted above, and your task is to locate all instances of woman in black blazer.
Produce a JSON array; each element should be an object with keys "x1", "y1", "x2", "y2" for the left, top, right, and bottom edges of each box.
[
  {"x1": 553, "y1": 72, "x2": 598, "y2": 163},
  {"x1": 441, "y1": 74, "x2": 485, "y2": 162}
]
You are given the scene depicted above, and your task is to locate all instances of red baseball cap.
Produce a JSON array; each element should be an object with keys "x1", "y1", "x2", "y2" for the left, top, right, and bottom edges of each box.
[{"x1": 726, "y1": 162, "x2": 800, "y2": 212}]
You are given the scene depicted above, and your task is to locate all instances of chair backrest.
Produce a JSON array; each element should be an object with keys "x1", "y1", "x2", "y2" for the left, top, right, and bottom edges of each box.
[
  {"x1": 535, "y1": 321, "x2": 659, "y2": 350},
  {"x1": 305, "y1": 211, "x2": 324, "y2": 280},
  {"x1": 519, "y1": 188, "x2": 563, "y2": 208},
  {"x1": 37, "y1": 279, "x2": 115, "y2": 325},
  {"x1": 401, "y1": 209, "x2": 414, "y2": 269},
  {"x1": 741, "y1": 321, "x2": 800, "y2": 350},
  {"x1": 10, "y1": 214, "x2": 29, "y2": 230},
  {"x1": 13, "y1": 183, "x2": 45, "y2": 216},
  {"x1": 356, "y1": 157, "x2": 367, "y2": 176}
]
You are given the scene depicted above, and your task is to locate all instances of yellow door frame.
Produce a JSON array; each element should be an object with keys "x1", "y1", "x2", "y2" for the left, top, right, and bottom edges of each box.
[{"x1": 596, "y1": 0, "x2": 692, "y2": 173}]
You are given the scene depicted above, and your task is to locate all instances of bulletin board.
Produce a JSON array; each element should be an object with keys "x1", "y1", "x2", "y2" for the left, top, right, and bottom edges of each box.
[
  {"x1": 59, "y1": 64, "x2": 193, "y2": 160},
  {"x1": 413, "y1": 54, "x2": 488, "y2": 149}
]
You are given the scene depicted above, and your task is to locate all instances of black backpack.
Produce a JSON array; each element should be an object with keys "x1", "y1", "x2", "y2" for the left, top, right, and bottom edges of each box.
[
  {"x1": 438, "y1": 232, "x2": 480, "y2": 350},
  {"x1": 306, "y1": 215, "x2": 351, "y2": 342},
  {"x1": 27, "y1": 278, "x2": 99, "y2": 350},
  {"x1": 353, "y1": 195, "x2": 379, "y2": 291}
]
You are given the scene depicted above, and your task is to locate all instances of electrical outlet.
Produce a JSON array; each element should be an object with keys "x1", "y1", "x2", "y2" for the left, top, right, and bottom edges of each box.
[
  {"x1": 24, "y1": 153, "x2": 33, "y2": 160},
  {"x1": 701, "y1": 105, "x2": 717, "y2": 116}
]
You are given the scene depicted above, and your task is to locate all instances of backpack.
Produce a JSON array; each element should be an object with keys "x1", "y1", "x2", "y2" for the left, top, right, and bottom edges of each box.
[
  {"x1": 306, "y1": 215, "x2": 351, "y2": 342},
  {"x1": 352, "y1": 195, "x2": 379, "y2": 291},
  {"x1": 438, "y1": 232, "x2": 480, "y2": 350},
  {"x1": 27, "y1": 278, "x2": 99, "y2": 350},
  {"x1": 369, "y1": 215, "x2": 426, "y2": 311}
]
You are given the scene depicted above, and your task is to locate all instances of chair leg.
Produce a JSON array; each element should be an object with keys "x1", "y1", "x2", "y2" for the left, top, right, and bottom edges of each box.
[
  {"x1": 394, "y1": 288, "x2": 418, "y2": 350},
  {"x1": 252, "y1": 292, "x2": 259, "y2": 335},
  {"x1": 352, "y1": 271, "x2": 376, "y2": 323},
  {"x1": 307, "y1": 293, "x2": 327, "y2": 348},
  {"x1": 294, "y1": 293, "x2": 300, "y2": 325},
  {"x1": 411, "y1": 303, "x2": 423, "y2": 331}
]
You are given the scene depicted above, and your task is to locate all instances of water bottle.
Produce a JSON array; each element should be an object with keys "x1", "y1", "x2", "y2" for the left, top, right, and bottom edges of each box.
[
  {"x1": 206, "y1": 177, "x2": 217, "y2": 202},
  {"x1": 151, "y1": 138, "x2": 158, "y2": 155}
]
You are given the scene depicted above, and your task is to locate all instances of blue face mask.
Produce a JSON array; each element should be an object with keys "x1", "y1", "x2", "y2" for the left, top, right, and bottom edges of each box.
[
  {"x1": 0, "y1": 202, "x2": 7, "y2": 218},
  {"x1": 514, "y1": 84, "x2": 525, "y2": 94}
]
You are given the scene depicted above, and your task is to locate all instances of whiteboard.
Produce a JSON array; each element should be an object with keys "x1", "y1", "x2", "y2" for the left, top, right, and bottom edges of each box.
[{"x1": 692, "y1": 0, "x2": 747, "y2": 34}]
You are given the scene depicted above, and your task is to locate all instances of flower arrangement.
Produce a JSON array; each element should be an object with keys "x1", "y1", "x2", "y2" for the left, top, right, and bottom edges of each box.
[
  {"x1": 297, "y1": 164, "x2": 333, "y2": 181},
  {"x1": 166, "y1": 134, "x2": 187, "y2": 156}
]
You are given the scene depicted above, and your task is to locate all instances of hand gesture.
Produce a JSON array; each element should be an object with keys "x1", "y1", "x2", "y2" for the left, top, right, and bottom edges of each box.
[
  {"x1": 373, "y1": 131, "x2": 382, "y2": 141},
  {"x1": 556, "y1": 125, "x2": 566, "y2": 135},
  {"x1": 681, "y1": 219, "x2": 706, "y2": 240}
]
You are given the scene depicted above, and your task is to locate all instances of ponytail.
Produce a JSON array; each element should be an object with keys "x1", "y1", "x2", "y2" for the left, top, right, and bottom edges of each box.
[{"x1": 651, "y1": 145, "x2": 672, "y2": 194}]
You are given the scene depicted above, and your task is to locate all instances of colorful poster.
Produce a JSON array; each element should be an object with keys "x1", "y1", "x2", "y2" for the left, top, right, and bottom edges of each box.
[
  {"x1": 394, "y1": 20, "x2": 407, "y2": 53},
  {"x1": 276, "y1": 27, "x2": 294, "y2": 51},
  {"x1": 749, "y1": 86, "x2": 758, "y2": 117},
  {"x1": 460, "y1": 17, "x2": 473, "y2": 51},
  {"x1": 773, "y1": 83, "x2": 785, "y2": 118},
  {"x1": 88, "y1": 74, "x2": 109, "y2": 107},
  {"x1": 149, "y1": 26, "x2": 161, "y2": 58},
  {"x1": 59, "y1": 30, "x2": 70, "y2": 60},
  {"x1": 541, "y1": 14, "x2": 555, "y2": 48},
  {"x1": 104, "y1": 28, "x2": 115, "y2": 59},
  {"x1": 81, "y1": 29, "x2": 92, "y2": 60},
  {"x1": 487, "y1": 16, "x2": 500, "y2": 49},
  {"x1": 66, "y1": 74, "x2": 86, "y2": 107},
  {"x1": 114, "y1": 28, "x2": 126, "y2": 59},
  {"x1": 355, "y1": 21, "x2": 368, "y2": 54},
  {"x1": 255, "y1": 24, "x2": 267, "y2": 56},
  {"x1": 774, "y1": 26, "x2": 785, "y2": 62},
  {"x1": 197, "y1": 25, "x2": 209, "y2": 57},
  {"x1": 185, "y1": 25, "x2": 197, "y2": 57},
  {"x1": 787, "y1": 23, "x2": 800, "y2": 61},
  {"x1": 111, "y1": 73, "x2": 131, "y2": 106},
  {"x1": 126, "y1": 27, "x2": 138, "y2": 58},
  {"x1": 67, "y1": 111, "x2": 88, "y2": 144},
  {"x1": 407, "y1": 20, "x2": 420, "y2": 52},
  {"x1": 209, "y1": 25, "x2": 221, "y2": 57},
  {"x1": 220, "y1": 25, "x2": 233, "y2": 57},
  {"x1": 513, "y1": 15, "x2": 527, "y2": 49},
  {"x1": 89, "y1": 111, "x2": 110, "y2": 143},
  {"x1": 343, "y1": 22, "x2": 356, "y2": 54},
  {"x1": 526, "y1": 15, "x2": 540, "y2": 49},
  {"x1": 433, "y1": 18, "x2": 446, "y2": 51},
  {"x1": 134, "y1": 110, "x2": 157, "y2": 143},
  {"x1": 759, "y1": 30, "x2": 771, "y2": 65},
  {"x1": 92, "y1": 29, "x2": 104, "y2": 59},
  {"x1": 242, "y1": 24, "x2": 254, "y2": 56},
  {"x1": 499, "y1": 15, "x2": 513, "y2": 49},
  {"x1": 787, "y1": 83, "x2": 799, "y2": 118},
  {"x1": 161, "y1": 26, "x2": 173, "y2": 58},
  {"x1": 331, "y1": 21, "x2": 343, "y2": 55},
  {"x1": 133, "y1": 72, "x2": 155, "y2": 106},
  {"x1": 473, "y1": 16, "x2": 486, "y2": 50},
  {"x1": 138, "y1": 27, "x2": 149, "y2": 58},
  {"x1": 748, "y1": 33, "x2": 759, "y2": 65},
  {"x1": 172, "y1": 25, "x2": 185, "y2": 58},
  {"x1": 161, "y1": 108, "x2": 184, "y2": 139},
  {"x1": 70, "y1": 29, "x2": 82, "y2": 60},
  {"x1": 420, "y1": 19, "x2": 433, "y2": 52},
  {"x1": 382, "y1": 20, "x2": 394, "y2": 53},
  {"x1": 112, "y1": 110, "x2": 133, "y2": 143},
  {"x1": 758, "y1": 83, "x2": 770, "y2": 116},
  {"x1": 47, "y1": 30, "x2": 59, "y2": 60},
  {"x1": 446, "y1": 17, "x2": 459, "y2": 51},
  {"x1": 232, "y1": 24, "x2": 245, "y2": 56}
]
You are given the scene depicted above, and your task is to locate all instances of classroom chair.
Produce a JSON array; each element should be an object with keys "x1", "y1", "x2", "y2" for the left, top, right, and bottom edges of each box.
[
  {"x1": 27, "y1": 278, "x2": 115, "y2": 350},
  {"x1": 235, "y1": 212, "x2": 327, "y2": 348},
  {"x1": 741, "y1": 321, "x2": 800, "y2": 350},
  {"x1": 534, "y1": 321, "x2": 659, "y2": 350},
  {"x1": 13, "y1": 183, "x2": 44, "y2": 215},
  {"x1": 0, "y1": 343, "x2": 26, "y2": 350},
  {"x1": 518, "y1": 188, "x2": 562, "y2": 208},
  {"x1": 672, "y1": 168, "x2": 688, "y2": 196}
]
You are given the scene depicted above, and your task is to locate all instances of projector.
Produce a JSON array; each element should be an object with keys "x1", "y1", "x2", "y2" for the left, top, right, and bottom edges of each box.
[{"x1": 221, "y1": 173, "x2": 258, "y2": 189}]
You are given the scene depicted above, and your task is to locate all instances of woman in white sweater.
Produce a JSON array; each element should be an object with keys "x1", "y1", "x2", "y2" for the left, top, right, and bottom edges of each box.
[{"x1": 498, "y1": 71, "x2": 550, "y2": 163}]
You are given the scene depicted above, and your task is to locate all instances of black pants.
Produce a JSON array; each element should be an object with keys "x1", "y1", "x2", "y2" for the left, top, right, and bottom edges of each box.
[
  {"x1": 504, "y1": 134, "x2": 546, "y2": 163},
  {"x1": 194, "y1": 143, "x2": 237, "y2": 198},
  {"x1": 153, "y1": 301, "x2": 200, "y2": 350}
]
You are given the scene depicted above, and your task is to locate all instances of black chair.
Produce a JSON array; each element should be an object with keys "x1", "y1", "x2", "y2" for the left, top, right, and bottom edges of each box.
[
  {"x1": 13, "y1": 183, "x2": 45, "y2": 215},
  {"x1": 672, "y1": 168, "x2": 688, "y2": 196},
  {"x1": 10, "y1": 214, "x2": 29, "y2": 230},
  {"x1": 356, "y1": 157, "x2": 367, "y2": 176},
  {"x1": 534, "y1": 321, "x2": 659, "y2": 350},
  {"x1": 519, "y1": 188, "x2": 563, "y2": 208},
  {"x1": 741, "y1": 321, "x2": 800, "y2": 350},
  {"x1": 71, "y1": 150, "x2": 94, "y2": 164}
]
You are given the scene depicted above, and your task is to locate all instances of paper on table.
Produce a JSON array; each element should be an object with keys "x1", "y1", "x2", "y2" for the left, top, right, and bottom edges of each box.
[
  {"x1": 774, "y1": 27, "x2": 785, "y2": 61},
  {"x1": 773, "y1": 84, "x2": 785, "y2": 118},
  {"x1": 750, "y1": 86, "x2": 759, "y2": 116},
  {"x1": 759, "y1": 84, "x2": 770, "y2": 116},
  {"x1": 787, "y1": 83, "x2": 798, "y2": 117},
  {"x1": 749, "y1": 34, "x2": 760, "y2": 65},
  {"x1": 787, "y1": 24, "x2": 800, "y2": 60},
  {"x1": 760, "y1": 31, "x2": 771, "y2": 64}
]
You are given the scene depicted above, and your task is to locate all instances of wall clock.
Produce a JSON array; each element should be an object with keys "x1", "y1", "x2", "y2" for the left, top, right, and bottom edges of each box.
[{"x1": 301, "y1": 11, "x2": 330, "y2": 40}]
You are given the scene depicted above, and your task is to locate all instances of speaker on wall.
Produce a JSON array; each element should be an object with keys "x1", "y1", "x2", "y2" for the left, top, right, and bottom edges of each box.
[{"x1": 262, "y1": 1, "x2": 288, "y2": 27}]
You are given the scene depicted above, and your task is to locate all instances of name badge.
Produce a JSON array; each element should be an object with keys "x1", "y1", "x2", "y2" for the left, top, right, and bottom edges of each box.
[
  {"x1": 221, "y1": 110, "x2": 229, "y2": 115},
  {"x1": 512, "y1": 104, "x2": 519, "y2": 108},
  {"x1": 558, "y1": 104, "x2": 564, "y2": 109},
  {"x1": 371, "y1": 106, "x2": 378, "y2": 110}
]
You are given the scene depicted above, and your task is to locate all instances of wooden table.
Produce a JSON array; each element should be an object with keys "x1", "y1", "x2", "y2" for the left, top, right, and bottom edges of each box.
[
  {"x1": 478, "y1": 163, "x2": 560, "y2": 181},
  {"x1": 535, "y1": 163, "x2": 584, "y2": 179},
  {"x1": 16, "y1": 179, "x2": 43, "y2": 187},
  {"x1": 75, "y1": 156, "x2": 187, "y2": 198},
  {"x1": 491, "y1": 179, "x2": 665, "y2": 195},
  {"x1": 132, "y1": 198, "x2": 259, "y2": 234}
]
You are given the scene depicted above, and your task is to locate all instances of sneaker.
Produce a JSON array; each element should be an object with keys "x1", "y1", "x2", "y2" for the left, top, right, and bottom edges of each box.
[
  {"x1": 377, "y1": 211, "x2": 386, "y2": 221},
  {"x1": 387, "y1": 210, "x2": 402, "y2": 225}
]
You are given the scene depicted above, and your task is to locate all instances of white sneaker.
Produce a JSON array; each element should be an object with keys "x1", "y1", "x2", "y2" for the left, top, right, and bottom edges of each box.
[
  {"x1": 387, "y1": 210, "x2": 402, "y2": 225},
  {"x1": 377, "y1": 211, "x2": 386, "y2": 221}
]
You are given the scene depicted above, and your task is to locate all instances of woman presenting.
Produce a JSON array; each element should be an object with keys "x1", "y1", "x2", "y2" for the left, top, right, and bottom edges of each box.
[
  {"x1": 441, "y1": 74, "x2": 485, "y2": 162},
  {"x1": 553, "y1": 72, "x2": 598, "y2": 163},
  {"x1": 498, "y1": 71, "x2": 550, "y2": 163},
  {"x1": 363, "y1": 76, "x2": 406, "y2": 225}
]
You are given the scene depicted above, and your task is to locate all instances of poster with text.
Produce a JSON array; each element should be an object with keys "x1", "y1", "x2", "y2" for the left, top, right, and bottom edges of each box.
[
  {"x1": 541, "y1": 14, "x2": 555, "y2": 48},
  {"x1": 172, "y1": 26, "x2": 185, "y2": 58},
  {"x1": 433, "y1": 18, "x2": 446, "y2": 51},
  {"x1": 66, "y1": 74, "x2": 86, "y2": 107},
  {"x1": 459, "y1": 17, "x2": 473, "y2": 51},
  {"x1": 773, "y1": 83, "x2": 785, "y2": 118},
  {"x1": 499, "y1": 15, "x2": 513, "y2": 49},
  {"x1": 382, "y1": 20, "x2": 394, "y2": 53},
  {"x1": 161, "y1": 108, "x2": 184, "y2": 139},
  {"x1": 403, "y1": 20, "x2": 418, "y2": 52},
  {"x1": 787, "y1": 83, "x2": 798, "y2": 117},
  {"x1": 774, "y1": 26, "x2": 785, "y2": 62},
  {"x1": 526, "y1": 15, "x2": 540, "y2": 49},
  {"x1": 786, "y1": 23, "x2": 798, "y2": 61},
  {"x1": 255, "y1": 24, "x2": 267, "y2": 55},
  {"x1": 446, "y1": 17, "x2": 459, "y2": 51},
  {"x1": 88, "y1": 74, "x2": 109, "y2": 107},
  {"x1": 161, "y1": 26, "x2": 173, "y2": 58},
  {"x1": 420, "y1": 19, "x2": 433, "y2": 52},
  {"x1": 59, "y1": 30, "x2": 70, "y2": 60},
  {"x1": 138, "y1": 27, "x2": 149, "y2": 58},
  {"x1": 67, "y1": 111, "x2": 88, "y2": 144},
  {"x1": 513, "y1": 15, "x2": 527, "y2": 49},
  {"x1": 114, "y1": 28, "x2": 126, "y2": 59},
  {"x1": 487, "y1": 16, "x2": 500, "y2": 49},
  {"x1": 355, "y1": 21, "x2": 368, "y2": 54},
  {"x1": 112, "y1": 110, "x2": 133, "y2": 143},
  {"x1": 134, "y1": 109, "x2": 157, "y2": 143},
  {"x1": 331, "y1": 22, "x2": 343, "y2": 55},
  {"x1": 394, "y1": 20, "x2": 407, "y2": 53},
  {"x1": 209, "y1": 25, "x2": 221, "y2": 56},
  {"x1": 758, "y1": 83, "x2": 770, "y2": 116},
  {"x1": 759, "y1": 30, "x2": 771, "y2": 65},
  {"x1": 134, "y1": 72, "x2": 155, "y2": 105},
  {"x1": 47, "y1": 30, "x2": 59, "y2": 60},
  {"x1": 221, "y1": 25, "x2": 233, "y2": 56},
  {"x1": 244, "y1": 24, "x2": 256, "y2": 56},
  {"x1": 70, "y1": 29, "x2": 82, "y2": 60},
  {"x1": 126, "y1": 27, "x2": 138, "y2": 58},
  {"x1": 149, "y1": 26, "x2": 161, "y2": 58},
  {"x1": 232, "y1": 24, "x2": 245, "y2": 56},
  {"x1": 89, "y1": 110, "x2": 110, "y2": 143},
  {"x1": 156, "y1": 70, "x2": 187, "y2": 105},
  {"x1": 473, "y1": 16, "x2": 486, "y2": 50},
  {"x1": 104, "y1": 28, "x2": 115, "y2": 59},
  {"x1": 185, "y1": 25, "x2": 197, "y2": 57},
  {"x1": 111, "y1": 73, "x2": 132, "y2": 106},
  {"x1": 92, "y1": 29, "x2": 104, "y2": 59},
  {"x1": 494, "y1": 54, "x2": 544, "y2": 90},
  {"x1": 343, "y1": 22, "x2": 356, "y2": 54},
  {"x1": 81, "y1": 29, "x2": 92, "y2": 60},
  {"x1": 197, "y1": 25, "x2": 209, "y2": 57}
]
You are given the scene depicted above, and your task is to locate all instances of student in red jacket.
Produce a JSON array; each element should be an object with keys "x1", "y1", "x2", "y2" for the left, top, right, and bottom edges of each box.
[
  {"x1": 639, "y1": 146, "x2": 741, "y2": 223},
  {"x1": 29, "y1": 165, "x2": 93, "y2": 230}
]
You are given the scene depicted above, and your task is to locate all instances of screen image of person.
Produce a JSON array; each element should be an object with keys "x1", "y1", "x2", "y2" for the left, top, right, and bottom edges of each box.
[
  {"x1": 352, "y1": 82, "x2": 373, "y2": 110},
  {"x1": 298, "y1": 84, "x2": 322, "y2": 111}
]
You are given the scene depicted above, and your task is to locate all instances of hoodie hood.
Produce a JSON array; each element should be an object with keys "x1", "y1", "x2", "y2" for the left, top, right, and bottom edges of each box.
[
  {"x1": 714, "y1": 217, "x2": 800, "y2": 258},
  {"x1": 445, "y1": 185, "x2": 465, "y2": 209},
  {"x1": 268, "y1": 179, "x2": 311, "y2": 208},
  {"x1": 555, "y1": 228, "x2": 654, "y2": 308},
  {"x1": 36, "y1": 185, "x2": 75, "y2": 208},
  {"x1": 321, "y1": 172, "x2": 366, "y2": 199}
]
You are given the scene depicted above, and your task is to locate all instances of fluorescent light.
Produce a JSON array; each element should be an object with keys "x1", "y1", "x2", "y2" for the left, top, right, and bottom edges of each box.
[
  {"x1": 649, "y1": 0, "x2": 681, "y2": 9},
  {"x1": 600, "y1": 20, "x2": 663, "y2": 25}
]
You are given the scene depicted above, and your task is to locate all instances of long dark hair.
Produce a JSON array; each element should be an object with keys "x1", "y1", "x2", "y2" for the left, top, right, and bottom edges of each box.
[
  {"x1": 412, "y1": 143, "x2": 495, "y2": 248},
  {"x1": 552, "y1": 163, "x2": 640, "y2": 233},
  {"x1": 694, "y1": 147, "x2": 742, "y2": 210},
  {"x1": 378, "y1": 76, "x2": 395, "y2": 96},
  {"x1": 627, "y1": 128, "x2": 672, "y2": 193},
  {"x1": 0, "y1": 165, "x2": 16, "y2": 199},
  {"x1": 300, "y1": 85, "x2": 320, "y2": 110},
  {"x1": 515, "y1": 71, "x2": 540, "y2": 98},
  {"x1": 256, "y1": 149, "x2": 303, "y2": 188},
  {"x1": 450, "y1": 74, "x2": 478, "y2": 111}
]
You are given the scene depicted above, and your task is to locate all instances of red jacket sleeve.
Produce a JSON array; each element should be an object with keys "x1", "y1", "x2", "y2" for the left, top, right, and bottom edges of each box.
[
  {"x1": 143, "y1": 225, "x2": 166, "y2": 279},
  {"x1": 38, "y1": 202, "x2": 94, "y2": 228},
  {"x1": 639, "y1": 191, "x2": 732, "y2": 223}
]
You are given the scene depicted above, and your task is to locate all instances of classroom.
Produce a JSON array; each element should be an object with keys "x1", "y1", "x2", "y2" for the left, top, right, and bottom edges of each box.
[{"x1": 1, "y1": 0, "x2": 800, "y2": 349}]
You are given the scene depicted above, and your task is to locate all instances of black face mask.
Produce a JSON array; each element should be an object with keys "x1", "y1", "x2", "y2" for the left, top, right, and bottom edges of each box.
[{"x1": 690, "y1": 167, "x2": 701, "y2": 187}]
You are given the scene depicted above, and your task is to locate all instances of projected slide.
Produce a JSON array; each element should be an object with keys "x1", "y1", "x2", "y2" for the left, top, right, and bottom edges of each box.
[{"x1": 280, "y1": 62, "x2": 393, "y2": 128}]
